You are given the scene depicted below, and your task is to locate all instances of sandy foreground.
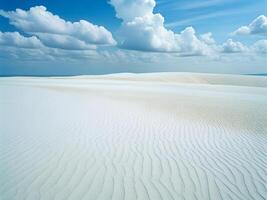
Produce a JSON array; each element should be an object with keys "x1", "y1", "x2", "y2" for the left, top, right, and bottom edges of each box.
[{"x1": 0, "y1": 72, "x2": 267, "y2": 200}]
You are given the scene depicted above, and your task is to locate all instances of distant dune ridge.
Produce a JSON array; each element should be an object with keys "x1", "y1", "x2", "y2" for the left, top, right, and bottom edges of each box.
[{"x1": 1, "y1": 73, "x2": 267, "y2": 200}]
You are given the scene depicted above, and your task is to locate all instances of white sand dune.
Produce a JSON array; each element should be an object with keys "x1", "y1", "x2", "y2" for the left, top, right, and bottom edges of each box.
[{"x1": 1, "y1": 73, "x2": 267, "y2": 200}]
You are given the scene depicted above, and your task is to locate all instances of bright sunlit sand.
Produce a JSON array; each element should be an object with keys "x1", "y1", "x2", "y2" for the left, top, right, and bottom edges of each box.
[{"x1": 1, "y1": 73, "x2": 267, "y2": 200}]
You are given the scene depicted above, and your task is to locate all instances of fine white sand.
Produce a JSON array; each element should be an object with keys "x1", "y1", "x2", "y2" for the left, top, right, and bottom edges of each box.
[{"x1": 1, "y1": 73, "x2": 267, "y2": 200}]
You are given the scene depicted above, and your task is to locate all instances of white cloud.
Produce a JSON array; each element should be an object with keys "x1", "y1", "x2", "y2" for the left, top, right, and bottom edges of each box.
[
  {"x1": 110, "y1": 0, "x2": 156, "y2": 22},
  {"x1": 0, "y1": 31, "x2": 43, "y2": 48},
  {"x1": 35, "y1": 33, "x2": 96, "y2": 50},
  {"x1": 0, "y1": 6, "x2": 116, "y2": 46},
  {"x1": 200, "y1": 32, "x2": 216, "y2": 45},
  {"x1": 233, "y1": 15, "x2": 267, "y2": 35},
  {"x1": 253, "y1": 40, "x2": 267, "y2": 54},
  {"x1": 1, "y1": 3, "x2": 265, "y2": 65},
  {"x1": 117, "y1": 13, "x2": 180, "y2": 52},
  {"x1": 221, "y1": 39, "x2": 248, "y2": 53},
  {"x1": 110, "y1": 0, "x2": 214, "y2": 55},
  {"x1": 179, "y1": 27, "x2": 215, "y2": 56},
  {"x1": 0, "y1": 42, "x2": 100, "y2": 62},
  {"x1": 0, "y1": 31, "x2": 100, "y2": 61}
]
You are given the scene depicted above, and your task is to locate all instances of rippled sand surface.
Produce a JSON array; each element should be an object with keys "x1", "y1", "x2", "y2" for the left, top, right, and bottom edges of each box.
[{"x1": 1, "y1": 73, "x2": 267, "y2": 200}]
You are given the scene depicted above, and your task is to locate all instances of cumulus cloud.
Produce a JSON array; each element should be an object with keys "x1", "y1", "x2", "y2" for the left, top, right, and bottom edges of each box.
[
  {"x1": 0, "y1": 43, "x2": 100, "y2": 62},
  {"x1": 110, "y1": 0, "x2": 214, "y2": 55},
  {"x1": 110, "y1": 0, "x2": 156, "y2": 22},
  {"x1": 200, "y1": 32, "x2": 216, "y2": 45},
  {"x1": 233, "y1": 15, "x2": 267, "y2": 35},
  {"x1": 253, "y1": 40, "x2": 267, "y2": 54},
  {"x1": 0, "y1": 31, "x2": 99, "y2": 61},
  {"x1": 35, "y1": 33, "x2": 96, "y2": 50},
  {"x1": 178, "y1": 27, "x2": 216, "y2": 56},
  {"x1": 0, "y1": 31, "x2": 43, "y2": 48},
  {"x1": 1, "y1": 2, "x2": 265, "y2": 64},
  {"x1": 221, "y1": 39, "x2": 248, "y2": 53},
  {"x1": 0, "y1": 6, "x2": 116, "y2": 48}
]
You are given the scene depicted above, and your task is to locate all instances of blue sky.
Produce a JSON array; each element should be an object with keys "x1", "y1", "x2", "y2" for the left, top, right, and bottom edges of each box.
[{"x1": 0, "y1": 0, "x2": 266, "y2": 75}]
